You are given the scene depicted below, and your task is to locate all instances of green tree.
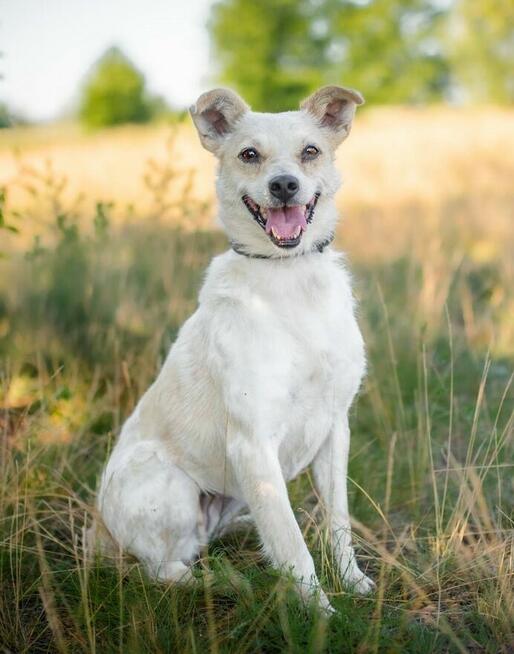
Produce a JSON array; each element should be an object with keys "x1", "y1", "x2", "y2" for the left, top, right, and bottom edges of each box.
[
  {"x1": 0, "y1": 102, "x2": 28, "y2": 128},
  {"x1": 0, "y1": 102, "x2": 13, "y2": 128},
  {"x1": 209, "y1": 0, "x2": 326, "y2": 111},
  {"x1": 447, "y1": 0, "x2": 514, "y2": 103},
  {"x1": 209, "y1": 0, "x2": 450, "y2": 110},
  {"x1": 327, "y1": 0, "x2": 450, "y2": 104},
  {"x1": 79, "y1": 47, "x2": 152, "y2": 128}
]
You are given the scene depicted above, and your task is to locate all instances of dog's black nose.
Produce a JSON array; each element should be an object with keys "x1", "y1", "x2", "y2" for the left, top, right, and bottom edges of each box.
[{"x1": 269, "y1": 175, "x2": 299, "y2": 203}]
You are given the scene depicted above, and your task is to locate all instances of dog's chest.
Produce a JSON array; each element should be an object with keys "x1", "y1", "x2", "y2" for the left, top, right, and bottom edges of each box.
[
  {"x1": 264, "y1": 298, "x2": 360, "y2": 478},
  {"x1": 215, "y1": 259, "x2": 365, "y2": 478}
]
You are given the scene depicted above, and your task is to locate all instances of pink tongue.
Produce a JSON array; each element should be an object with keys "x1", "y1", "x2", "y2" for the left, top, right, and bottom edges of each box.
[{"x1": 265, "y1": 206, "x2": 307, "y2": 239}]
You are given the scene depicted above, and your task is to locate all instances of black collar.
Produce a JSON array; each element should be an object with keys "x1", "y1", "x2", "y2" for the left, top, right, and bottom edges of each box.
[{"x1": 230, "y1": 234, "x2": 334, "y2": 260}]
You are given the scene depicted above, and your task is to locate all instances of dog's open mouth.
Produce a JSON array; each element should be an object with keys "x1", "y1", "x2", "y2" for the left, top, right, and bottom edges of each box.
[{"x1": 242, "y1": 193, "x2": 320, "y2": 248}]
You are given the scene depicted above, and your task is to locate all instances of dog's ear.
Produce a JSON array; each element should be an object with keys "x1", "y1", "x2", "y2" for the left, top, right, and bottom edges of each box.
[
  {"x1": 190, "y1": 88, "x2": 249, "y2": 154},
  {"x1": 301, "y1": 85, "x2": 364, "y2": 146}
]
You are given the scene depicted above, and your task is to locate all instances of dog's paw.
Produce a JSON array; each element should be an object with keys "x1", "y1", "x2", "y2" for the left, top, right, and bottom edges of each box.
[
  {"x1": 316, "y1": 590, "x2": 336, "y2": 615},
  {"x1": 352, "y1": 573, "x2": 376, "y2": 595},
  {"x1": 343, "y1": 570, "x2": 375, "y2": 595},
  {"x1": 298, "y1": 579, "x2": 336, "y2": 615},
  {"x1": 153, "y1": 561, "x2": 196, "y2": 585}
]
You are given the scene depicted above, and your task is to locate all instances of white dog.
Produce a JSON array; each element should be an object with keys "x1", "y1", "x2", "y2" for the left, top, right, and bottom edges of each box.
[{"x1": 94, "y1": 85, "x2": 374, "y2": 612}]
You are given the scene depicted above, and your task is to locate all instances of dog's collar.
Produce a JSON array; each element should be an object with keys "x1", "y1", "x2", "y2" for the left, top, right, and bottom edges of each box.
[{"x1": 230, "y1": 234, "x2": 334, "y2": 260}]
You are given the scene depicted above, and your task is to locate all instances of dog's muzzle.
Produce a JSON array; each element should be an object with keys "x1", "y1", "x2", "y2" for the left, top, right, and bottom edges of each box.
[{"x1": 242, "y1": 193, "x2": 320, "y2": 249}]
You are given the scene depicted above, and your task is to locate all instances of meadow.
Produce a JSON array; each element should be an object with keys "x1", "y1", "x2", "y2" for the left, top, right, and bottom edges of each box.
[{"x1": 0, "y1": 107, "x2": 513, "y2": 653}]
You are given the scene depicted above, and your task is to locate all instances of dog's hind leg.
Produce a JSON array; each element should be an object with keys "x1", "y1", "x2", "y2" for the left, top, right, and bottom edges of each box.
[{"x1": 98, "y1": 441, "x2": 201, "y2": 583}]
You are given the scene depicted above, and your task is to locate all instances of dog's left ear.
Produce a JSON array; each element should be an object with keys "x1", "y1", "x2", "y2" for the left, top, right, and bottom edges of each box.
[
  {"x1": 301, "y1": 85, "x2": 364, "y2": 146},
  {"x1": 190, "y1": 88, "x2": 249, "y2": 154}
]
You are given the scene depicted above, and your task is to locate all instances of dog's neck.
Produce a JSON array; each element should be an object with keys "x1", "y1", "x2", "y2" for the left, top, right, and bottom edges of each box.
[{"x1": 230, "y1": 234, "x2": 335, "y2": 260}]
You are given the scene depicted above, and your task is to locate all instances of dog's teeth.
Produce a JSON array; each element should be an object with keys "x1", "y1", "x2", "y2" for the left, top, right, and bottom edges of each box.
[
  {"x1": 271, "y1": 227, "x2": 280, "y2": 239},
  {"x1": 292, "y1": 226, "x2": 301, "y2": 238}
]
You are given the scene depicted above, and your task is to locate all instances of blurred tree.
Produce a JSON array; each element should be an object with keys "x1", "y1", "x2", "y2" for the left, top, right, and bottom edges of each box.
[
  {"x1": 447, "y1": 0, "x2": 514, "y2": 103},
  {"x1": 327, "y1": 0, "x2": 450, "y2": 104},
  {"x1": 79, "y1": 47, "x2": 153, "y2": 128},
  {"x1": 0, "y1": 102, "x2": 28, "y2": 128},
  {"x1": 0, "y1": 102, "x2": 13, "y2": 128},
  {"x1": 209, "y1": 0, "x2": 326, "y2": 111},
  {"x1": 210, "y1": 0, "x2": 450, "y2": 110}
]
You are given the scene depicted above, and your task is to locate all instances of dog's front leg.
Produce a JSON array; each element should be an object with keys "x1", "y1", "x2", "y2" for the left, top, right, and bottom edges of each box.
[
  {"x1": 229, "y1": 438, "x2": 333, "y2": 612},
  {"x1": 313, "y1": 416, "x2": 375, "y2": 594}
]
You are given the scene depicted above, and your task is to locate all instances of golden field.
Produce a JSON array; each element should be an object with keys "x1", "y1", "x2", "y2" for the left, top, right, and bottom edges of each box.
[
  {"x1": 1, "y1": 107, "x2": 514, "y2": 257},
  {"x1": 2, "y1": 107, "x2": 513, "y2": 353}
]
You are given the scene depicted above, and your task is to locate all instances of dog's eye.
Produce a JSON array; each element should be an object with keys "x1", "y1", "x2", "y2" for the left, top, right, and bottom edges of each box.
[
  {"x1": 239, "y1": 147, "x2": 260, "y2": 163},
  {"x1": 302, "y1": 145, "x2": 320, "y2": 161}
]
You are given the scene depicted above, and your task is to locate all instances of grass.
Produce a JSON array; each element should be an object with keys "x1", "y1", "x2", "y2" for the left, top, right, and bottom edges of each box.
[{"x1": 0, "y1": 110, "x2": 513, "y2": 652}]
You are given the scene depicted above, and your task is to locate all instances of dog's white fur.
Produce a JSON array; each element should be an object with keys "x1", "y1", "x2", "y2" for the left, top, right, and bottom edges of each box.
[{"x1": 95, "y1": 86, "x2": 374, "y2": 611}]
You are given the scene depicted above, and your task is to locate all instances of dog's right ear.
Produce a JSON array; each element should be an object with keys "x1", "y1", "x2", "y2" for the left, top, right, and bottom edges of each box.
[{"x1": 190, "y1": 89, "x2": 249, "y2": 154}]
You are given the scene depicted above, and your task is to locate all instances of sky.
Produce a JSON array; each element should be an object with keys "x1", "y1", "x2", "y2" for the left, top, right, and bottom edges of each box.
[{"x1": 1, "y1": 0, "x2": 213, "y2": 121}]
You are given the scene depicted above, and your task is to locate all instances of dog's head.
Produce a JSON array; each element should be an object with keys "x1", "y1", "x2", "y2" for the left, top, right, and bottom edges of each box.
[{"x1": 190, "y1": 86, "x2": 363, "y2": 257}]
